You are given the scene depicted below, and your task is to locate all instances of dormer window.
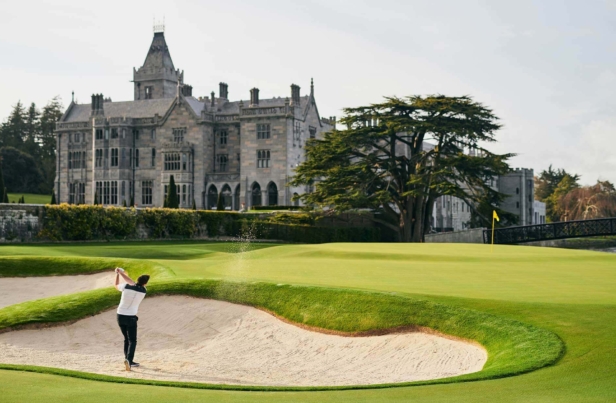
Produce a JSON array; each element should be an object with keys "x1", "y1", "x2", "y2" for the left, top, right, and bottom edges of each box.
[{"x1": 145, "y1": 86, "x2": 153, "y2": 99}]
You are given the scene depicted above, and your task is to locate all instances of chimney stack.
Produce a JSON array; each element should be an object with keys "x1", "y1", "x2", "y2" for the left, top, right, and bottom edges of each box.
[
  {"x1": 219, "y1": 82, "x2": 228, "y2": 99},
  {"x1": 181, "y1": 85, "x2": 193, "y2": 97},
  {"x1": 250, "y1": 88, "x2": 259, "y2": 106},
  {"x1": 290, "y1": 84, "x2": 300, "y2": 105},
  {"x1": 91, "y1": 94, "x2": 104, "y2": 116},
  {"x1": 211, "y1": 91, "x2": 215, "y2": 107}
]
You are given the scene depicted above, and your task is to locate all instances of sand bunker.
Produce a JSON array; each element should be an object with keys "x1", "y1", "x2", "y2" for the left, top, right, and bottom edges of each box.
[
  {"x1": 0, "y1": 296, "x2": 486, "y2": 386},
  {"x1": 0, "y1": 272, "x2": 115, "y2": 309}
]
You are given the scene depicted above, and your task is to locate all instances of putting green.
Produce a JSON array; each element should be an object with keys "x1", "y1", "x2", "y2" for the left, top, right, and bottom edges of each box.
[{"x1": 0, "y1": 242, "x2": 615, "y2": 402}]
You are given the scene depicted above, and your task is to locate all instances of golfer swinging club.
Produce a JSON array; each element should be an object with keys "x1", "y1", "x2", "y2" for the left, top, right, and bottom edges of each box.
[{"x1": 114, "y1": 267, "x2": 150, "y2": 371}]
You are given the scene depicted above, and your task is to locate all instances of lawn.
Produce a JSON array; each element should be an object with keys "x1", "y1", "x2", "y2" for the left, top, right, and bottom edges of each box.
[
  {"x1": 6, "y1": 193, "x2": 51, "y2": 204},
  {"x1": 0, "y1": 242, "x2": 615, "y2": 402}
]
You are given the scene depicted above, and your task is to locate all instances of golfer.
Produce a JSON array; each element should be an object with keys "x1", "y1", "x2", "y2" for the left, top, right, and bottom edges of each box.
[{"x1": 114, "y1": 267, "x2": 150, "y2": 371}]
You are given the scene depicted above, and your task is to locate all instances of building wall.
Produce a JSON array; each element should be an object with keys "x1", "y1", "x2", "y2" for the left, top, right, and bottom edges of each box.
[{"x1": 498, "y1": 168, "x2": 534, "y2": 226}]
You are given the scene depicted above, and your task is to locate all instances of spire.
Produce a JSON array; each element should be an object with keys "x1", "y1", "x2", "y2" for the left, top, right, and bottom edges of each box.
[
  {"x1": 133, "y1": 29, "x2": 181, "y2": 100},
  {"x1": 141, "y1": 31, "x2": 175, "y2": 71}
]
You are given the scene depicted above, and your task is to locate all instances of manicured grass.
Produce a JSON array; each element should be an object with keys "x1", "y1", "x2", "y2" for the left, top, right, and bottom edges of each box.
[
  {"x1": 6, "y1": 193, "x2": 51, "y2": 204},
  {"x1": 0, "y1": 242, "x2": 615, "y2": 401},
  {"x1": 0, "y1": 276, "x2": 563, "y2": 391}
]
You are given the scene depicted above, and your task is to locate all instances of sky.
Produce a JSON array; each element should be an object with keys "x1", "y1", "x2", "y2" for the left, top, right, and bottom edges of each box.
[{"x1": 1, "y1": 0, "x2": 615, "y2": 184}]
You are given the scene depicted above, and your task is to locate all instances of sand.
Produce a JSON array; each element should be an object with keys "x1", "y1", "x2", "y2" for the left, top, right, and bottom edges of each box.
[
  {"x1": 0, "y1": 296, "x2": 487, "y2": 386},
  {"x1": 0, "y1": 272, "x2": 116, "y2": 309}
]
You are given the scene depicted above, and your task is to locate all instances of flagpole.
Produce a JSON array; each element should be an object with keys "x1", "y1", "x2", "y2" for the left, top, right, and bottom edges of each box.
[{"x1": 491, "y1": 216, "x2": 495, "y2": 253}]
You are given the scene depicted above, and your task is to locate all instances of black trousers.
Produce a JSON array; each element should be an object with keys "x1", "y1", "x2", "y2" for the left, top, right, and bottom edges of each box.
[{"x1": 117, "y1": 314, "x2": 138, "y2": 364}]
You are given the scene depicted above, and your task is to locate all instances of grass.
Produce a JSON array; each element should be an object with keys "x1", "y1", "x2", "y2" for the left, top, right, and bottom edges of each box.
[
  {"x1": 6, "y1": 193, "x2": 51, "y2": 204},
  {"x1": 0, "y1": 242, "x2": 615, "y2": 401}
]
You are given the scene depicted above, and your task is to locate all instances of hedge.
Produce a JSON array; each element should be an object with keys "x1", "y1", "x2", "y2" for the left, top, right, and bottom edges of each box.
[
  {"x1": 251, "y1": 205, "x2": 301, "y2": 211},
  {"x1": 34, "y1": 204, "x2": 380, "y2": 243}
]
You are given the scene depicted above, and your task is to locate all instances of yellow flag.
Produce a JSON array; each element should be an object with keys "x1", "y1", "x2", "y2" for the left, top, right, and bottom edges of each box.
[{"x1": 493, "y1": 210, "x2": 500, "y2": 222}]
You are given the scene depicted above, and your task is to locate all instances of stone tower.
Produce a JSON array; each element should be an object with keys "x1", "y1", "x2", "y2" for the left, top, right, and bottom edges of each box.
[{"x1": 132, "y1": 31, "x2": 183, "y2": 100}]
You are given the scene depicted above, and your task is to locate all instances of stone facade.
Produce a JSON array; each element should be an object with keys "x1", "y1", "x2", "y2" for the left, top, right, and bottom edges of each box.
[{"x1": 55, "y1": 31, "x2": 334, "y2": 209}]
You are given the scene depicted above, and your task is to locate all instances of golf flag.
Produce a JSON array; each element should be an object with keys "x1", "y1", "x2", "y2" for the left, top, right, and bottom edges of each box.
[{"x1": 491, "y1": 210, "x2": 499, "y2": 252}]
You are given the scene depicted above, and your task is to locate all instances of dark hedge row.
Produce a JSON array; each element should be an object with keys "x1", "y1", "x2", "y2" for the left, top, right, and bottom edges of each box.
[{"x1": 36, "y1": 204, "x2": 380, "y2": 243}]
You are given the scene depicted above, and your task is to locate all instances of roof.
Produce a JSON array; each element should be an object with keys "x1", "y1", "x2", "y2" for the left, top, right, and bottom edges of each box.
[
  {"x1": 62, "y1": 98, "x2": 175, "y2": 122},
  {"x1": 184, "y1": 96, "x2": 204, "y2": 116},
  {"x1": 140, "y1": 32, "x2": 175, "y2": 72}
]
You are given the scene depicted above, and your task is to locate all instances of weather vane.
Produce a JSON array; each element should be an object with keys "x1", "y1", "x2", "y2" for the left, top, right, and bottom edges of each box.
[{"x1": 153, "y1": 16, "x2": 165, "y2": 33}]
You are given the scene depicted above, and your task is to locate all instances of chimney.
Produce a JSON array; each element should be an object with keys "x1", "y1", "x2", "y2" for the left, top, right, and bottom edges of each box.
[
  {"x1": 250, "y1": 88, "x2": 259, "y2": 106},
  {"x1": 219, "y1": 82, "x2": 228, "y2": 99},
  {"x1": 211, "y1": 91, "x2": 215, "y2": 107},
  {"x1": 290, "y1": 84, "x2": 300, "y2": 105},
  {"x1": 91, "y1": 94, "x2": 104, "y2": 116},
  {"x1": 181, "y1": 85, "x2": 193, "y2": 97}
]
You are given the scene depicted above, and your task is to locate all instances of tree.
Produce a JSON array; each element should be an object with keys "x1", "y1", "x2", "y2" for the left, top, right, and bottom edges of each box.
[
  {"x1": 3, "y1": 188, "x2": 8, "y2": 203},
  {"x1": 192, "y1": 199, "x2": 196, "y2": 210},
  {"x1": 50, "y1": 192, "x2": 56, "y2": 205},
  {"x1": 93, "y1": 191, "x2": 99, "y2": 205},
  {"x1": 23, "y1": 103, "x2": 41, "y2": 158},
  {"x1": 166, "y1": 175, "x2": 179, "y2": 209},
  {"x1": 130, "y1": 195, "x2": 134, "y2": 207},
  {"x1": 535, "y1": 165, "x2": 580, "y2": 201},
  {"x1": 0, "y1": 147, "x2": 44, "y2": 194},
  {"x1": 0, "y1": 101, "x2": 26, "y2": 149},
  {"x1": 557, "y1": 180, "x2": 616, "y2": 221},
  {"x1": 291, "y1": 95, "x2": 513, "y2": 242},
  {"x1": 122, "y1": 199, "x2": 127, "y2": 207},
  {"x1": 0, "y1": 155, "x2": 6, "y2": 203},
  {"x1": 38, "y1": 97, "x2": 63, "y2": 193},
  {"x1": 545, "y1": 174, "x2": 579, "y2": 222}
]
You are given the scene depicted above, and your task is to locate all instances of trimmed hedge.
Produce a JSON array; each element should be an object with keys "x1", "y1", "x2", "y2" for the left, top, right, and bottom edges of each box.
[
  {"x1": 34, "y1": 204, "x2": 380, "y2": 243},
  {"x1": 251, "y1": 205, "x2": 301, "y2": 211}
]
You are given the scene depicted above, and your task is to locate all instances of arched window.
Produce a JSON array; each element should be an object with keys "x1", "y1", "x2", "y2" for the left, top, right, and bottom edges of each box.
[
  {"x1": 208, "y1": 185, "x2": 218, "y2": 209},
  {"x1": 267, "y1": 182, "x2": 278, "y2": 206},
  {"x1": 221, "y1": 184, "x2": 232, "y2": 210},
  {"x1": 293, "y1": 192, "x2": 299, "y2": 207},
  {"x1": 234, "y1": 185, "x2": 240, "y2": 211},
  {"x1": 251, "y1": 182, "x2": 262, "y2": 207}
]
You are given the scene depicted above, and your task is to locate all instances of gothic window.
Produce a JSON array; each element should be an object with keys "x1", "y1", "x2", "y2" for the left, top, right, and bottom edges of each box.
[
  {"x1": 121, "y1": 148, "x2": 126, "y2": 166},
  {"x1": 105, "y1": 128, "x2": 109, "y2": 140},
  {"x1": 164, "y1": 153, "x2": 180, "y2": 170},
  {"x1": 111, "y1": 181, "x2": 118, "y2": 204},
  {"x1": 182, "y1": 154, "x2": 187, "y2": 171},
  {"x1": 234, "y1": 185, "x2": 240, "y2": 211},
  {"x1": 173, "y1": 127, "x2": 186, "y2": 143},
  {"x1": 219, "y1": 130, "x2": 228, "y2": 145},
  {"x1": 111, "y1": 148, "x2": 119, "y2": 167},
  {"x1": 75, "y1": 133, "x2": 80, "y2": 143},
  {"x1": 96, "y1": 181, "x2": 102, "y2": 203},
  {"x1": 251, "y1": 182, "x2": 262, "y2": 207},
  {"x1": 145, "y1": 86, "x2": 153, "y2": 99},
  {"x1": 111, "y1": 128, "x2": 118, "y2": 139},
  {"x1": 104, "y1": 148, "x2": 109, "y2": 167},
  {"x1": 69, "y1": 183, "x2": 75, "y2": 204},
  {"x1": 122, "y1": 128, "x2": 126, "y2": 139},
  {"x1": 68, "y1": 152, "x2": 73, "y2": 169},
  {"x1": 103, "y1": 181, "x2": 110, "y2": 204},
  {"x1": 221, "y1": 185, "x2": 232, "y2": 210},
  {"x1": 257, "y1": 124, "x2": 270, "y2": 139},
  {"x1": 135, "y1": 149, "x2": 140, "y2": 168},
  {"x1": 95, "y1": 149, "x2": 103, "y2": 167},
  {"x1": 208, "y1": 185, "x2": 218, "y2": 209},
  {"x1": 267, "y1": 182, "x2": 278, "y2": 206},
  {"x1": 309, "y1": 126, "x2": 316, "y2": 139},
  {"x1": 95, "y1": 129, "x2": 103, "y2": 140},
  {"x1": 151, "y1": 148, "x2": 156, "y2": 167},
  {"x1": 217, "y1": 154, "x2": 228, "y2": 172},
  {"x1": 78, "y1": 183, "x2": 85, "y2": 204},
  {"x1": 257, "y1": 149, "x2": 270, "y2": 168},
  {"x1": 121, "y1": 181, "x2": 125, "y2": 197},
  {"x1": 151, "y1": 128, "x2": 156, "y2": 140},
  {"x1": 142, "y1": 181, "x2": 153, "y2": 205},
  {"x1": 133, "y1": 129, "x2": 140, "y2": 140},
  {"x1": 182, "y1": 184, "x2": 187, "y2": 204}
]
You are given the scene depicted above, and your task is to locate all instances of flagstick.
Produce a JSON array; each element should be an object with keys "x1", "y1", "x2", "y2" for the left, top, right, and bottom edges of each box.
[{"x1": 491, "y1": 216, "x2": 495, "y2": 253}]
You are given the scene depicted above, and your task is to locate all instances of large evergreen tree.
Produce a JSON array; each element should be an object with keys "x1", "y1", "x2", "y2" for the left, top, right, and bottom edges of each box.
[
  {"x1": 0, "y1": 155, "x2": 6, "y2": 203},
  {"x1": 38, "y1": 97, "x2": 63, "y2": 193},
  {"x1": 291, "y1": 95, "x2": 513, "y2": 242},
  {"x1": 166, "y1": 175, "x2": 179, "y2": 209},
  {"x1": 0, "y1": 147, "x2": 44, "y2": 194},
  {"x1": 23, "y1": 103, "x2": 41, "y2": 158}
]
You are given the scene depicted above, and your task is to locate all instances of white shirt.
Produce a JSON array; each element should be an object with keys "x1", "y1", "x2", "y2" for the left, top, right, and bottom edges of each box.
[{"x1": 116, "y1": 283, "x2": 146, "y2": 316}]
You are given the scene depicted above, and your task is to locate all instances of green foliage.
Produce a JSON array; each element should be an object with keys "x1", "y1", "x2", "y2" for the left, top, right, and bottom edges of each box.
[
  {"x1": 235, "y1": 221, "x2": 380, "y2": 243},
  {"x1": 93, "y1": 191, "x2": 99, "y2": 205},
  {"x1": 0, "y1": 274, "x2": 563, "y2": 391},
  {"x1": 291, "y1": 95, "x2": 513, "y2": 242},
  {"x1": 0, "y1": 160, "x2": 5, "y2": 203},
  {"x1": 2, "y1": 187, "x2": 8, "y2": 203},
  {"x1": 0, "y1": 147, "x2": 45, "y2": 194},
  {"x1": 49, "y1": 192, "x2": 56, "y2": 205},
  {"x1": 166, "y1": 175, "x2": 179, "y2": 209},
  {"x1": 264, "y1": 212, "x2": 317, "y2": 225},
  {"x1": 192, "y1": 199, "x2": 196, "y2": 210},
  {"x1": 251, "y1": 205, "x2": 301, "y2": 211},
  {"x1": 122, "y1": 199, "x2": 127, "y2": 207}
]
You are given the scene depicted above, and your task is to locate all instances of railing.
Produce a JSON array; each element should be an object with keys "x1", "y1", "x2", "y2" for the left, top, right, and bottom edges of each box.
[
  {"x1": 483, "y1": 217, "x2": 616, "y2": 244},
  {"x1": 241, "y1": 106, "x2": 287, "y2": 117}
]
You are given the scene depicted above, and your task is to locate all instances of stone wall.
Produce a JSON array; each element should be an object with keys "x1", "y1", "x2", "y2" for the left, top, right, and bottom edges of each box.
[
  {"x1": 0, "y1": 204, "x2": 43, "y2": 242},
  {"x1": 424, "y1": 228, "x2": 486, "y2": 244}
]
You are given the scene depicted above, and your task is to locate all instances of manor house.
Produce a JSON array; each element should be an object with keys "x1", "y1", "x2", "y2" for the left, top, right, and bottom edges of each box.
[{"x1": 54, "y1": 29, "x2": 334, "y2": 209}]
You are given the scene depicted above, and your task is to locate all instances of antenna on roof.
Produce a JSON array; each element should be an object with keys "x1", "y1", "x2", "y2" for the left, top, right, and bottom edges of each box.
[{"x1": 153, "y1": 16, "x2": 165, "y2": 33}]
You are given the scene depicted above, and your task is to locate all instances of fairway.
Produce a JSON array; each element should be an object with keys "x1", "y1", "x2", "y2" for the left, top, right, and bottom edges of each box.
[
  {"x1": 6, "y1": 193, "x2": 51, "y2": 204},
  {"x1": 0, "y1": 242, "x2": 615, "y2": 402}
]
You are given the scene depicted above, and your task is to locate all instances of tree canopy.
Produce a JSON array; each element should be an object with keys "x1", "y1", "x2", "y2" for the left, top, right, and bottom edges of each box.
[
  {"x1": 166, "y1": 175, "x2": 179, "y2": 209},
  {"x1": 291, "y1": 95, "x2": 514, "y2": 242},
  {"x1": 0, "y1": 147, "x2": 45, "y2": 194}
]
